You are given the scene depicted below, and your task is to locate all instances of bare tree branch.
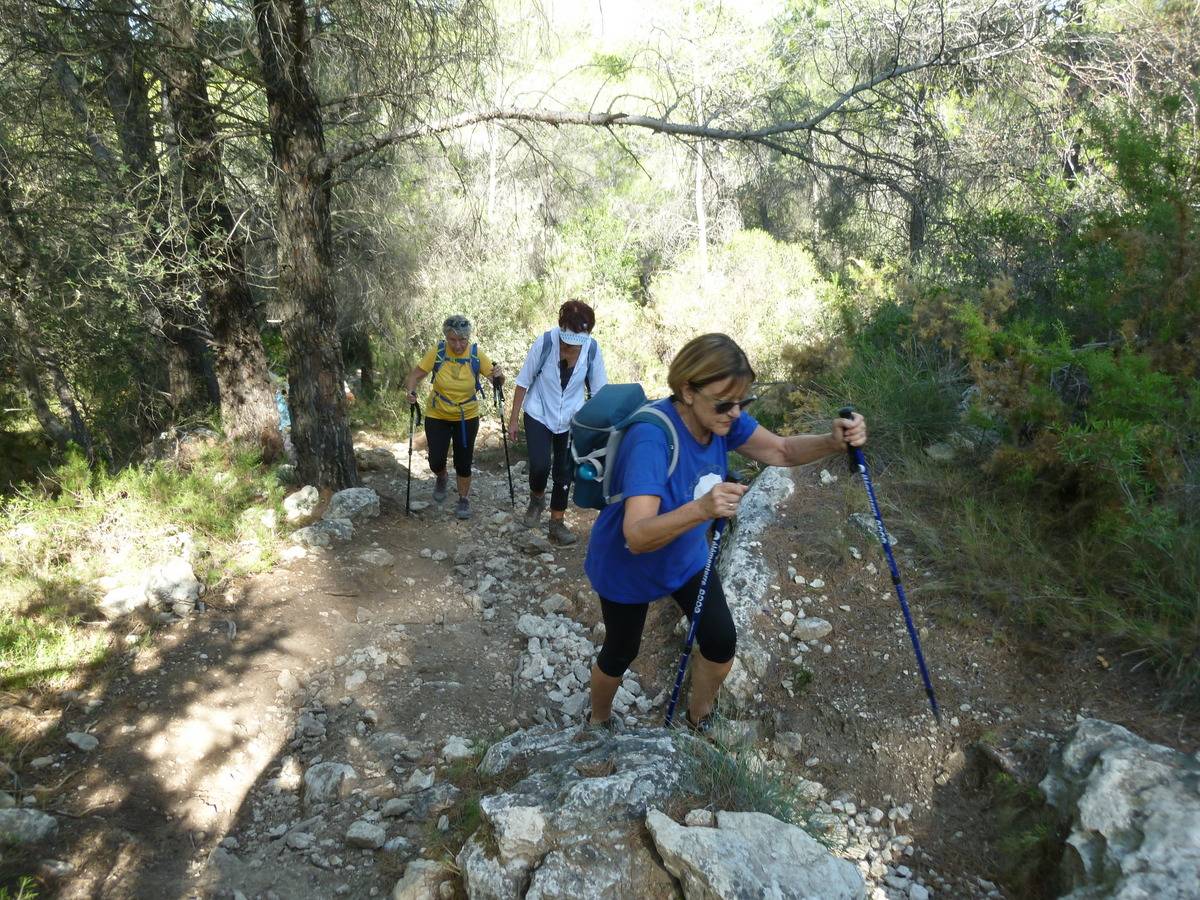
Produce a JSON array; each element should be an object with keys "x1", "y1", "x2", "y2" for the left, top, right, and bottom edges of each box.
[{"x1": 321, "y1": 55, "x2": 952, "y2": 173}]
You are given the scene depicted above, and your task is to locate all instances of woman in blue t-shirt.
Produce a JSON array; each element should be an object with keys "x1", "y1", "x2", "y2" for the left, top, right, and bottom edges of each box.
[{"x1": 583, "y1": 333, "x2": 867, "y2": 736}]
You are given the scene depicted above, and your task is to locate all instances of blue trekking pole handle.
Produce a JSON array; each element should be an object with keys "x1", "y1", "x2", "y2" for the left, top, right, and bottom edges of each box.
[
  {"x1": 839, "y1": 406, "x2": 942, "y2": 725},
  {"x1": 664, "y1": 517, "x2": 727, "y2": 728}
]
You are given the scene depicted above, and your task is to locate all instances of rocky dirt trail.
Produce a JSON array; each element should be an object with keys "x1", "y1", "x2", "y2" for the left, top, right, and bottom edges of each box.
[{"x1": 7, "y1": 423, "x2": 1198, "y2": 899}]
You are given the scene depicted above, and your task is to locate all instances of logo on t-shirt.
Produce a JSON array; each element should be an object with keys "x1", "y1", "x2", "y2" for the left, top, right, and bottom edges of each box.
[{"x1": 692, "y1": 470, "x2": 722, "y2": 501}]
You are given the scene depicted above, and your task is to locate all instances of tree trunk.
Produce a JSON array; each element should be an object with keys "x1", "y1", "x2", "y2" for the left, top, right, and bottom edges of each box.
[
  {"x1": 693, "y1": 84, "x2": 708, "y2": 274},
  {"x1": 254, "y1": 0, "x2": 358, "y2": 489},
  {"x1": 98, "y1": 11, "x2": 221, "y2": 410},
  {"x1": 38, "y1": 11, "x2": 215, "y2": 416},
  {"x1": 0, "y1": 146, "x2": 94, "y2": 457},
  {"x1": 342, "y1": 329, "x2": 374, "y2": 400},
  {"x1": 908, "y1": 199, "x2": 927, "y2": 258},
  {"x1": 7, "y1": 292, "x2": 73, "y2": 452},
  {"x1": 907, "y1": 87, "x2": 930, "y2": 260},
  {"x1": 153, "y1": 0, "x2": 282, "y2": 458},
  {"x1": 358, "y1": 336, "x2": 375, "y2": 401}
]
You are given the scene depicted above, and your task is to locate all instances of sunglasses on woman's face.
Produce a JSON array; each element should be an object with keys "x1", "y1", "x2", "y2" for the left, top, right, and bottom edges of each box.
[{"x1": 693, "y1": 387, "x2": 757, "y2": 415}]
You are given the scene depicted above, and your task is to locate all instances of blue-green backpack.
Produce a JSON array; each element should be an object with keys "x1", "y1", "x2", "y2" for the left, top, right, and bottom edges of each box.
[{"x1": 570, "y1": 384, "x2": 679, "y2": 510}]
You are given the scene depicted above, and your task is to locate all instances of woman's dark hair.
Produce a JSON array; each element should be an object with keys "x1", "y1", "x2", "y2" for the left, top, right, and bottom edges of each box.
[{"x1": 558, "y1": 300, "x2": 596, "y2": 334}]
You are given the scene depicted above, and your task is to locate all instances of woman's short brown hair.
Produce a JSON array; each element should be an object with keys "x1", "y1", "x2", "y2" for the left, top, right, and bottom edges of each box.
[
  {"x1": 558, "y1": 300, "x2": 596, "y2": 334},
  {"x1": 667, "y1": 333, "x2": 756, "y2": 399}
]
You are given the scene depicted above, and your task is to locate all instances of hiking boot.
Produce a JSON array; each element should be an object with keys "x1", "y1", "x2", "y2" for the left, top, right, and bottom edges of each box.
[
  {"x1": 522, "y1": 496, "x2": 545, "y2": 529},
  {"x1": 548, "y1": 519, "x2": 576, "y2": 546},
  {"x1": 432, "y1": 472, "x2": 448, "y2": 502},
  {"x1": 683, "y1": 710, "x2": 716, "y2": 739},
  {"x1": 574, "y1": 707, "x2": 625, "y2": 742},
  {"x1": 680, "y1": 709, "x2": 745, "y2": 747},
  {"x1": 455, "y1": 497, "x2": 471, "y2": 520}
]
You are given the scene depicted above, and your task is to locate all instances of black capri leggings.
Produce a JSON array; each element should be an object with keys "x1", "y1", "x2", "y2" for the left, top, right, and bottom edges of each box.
[
  {"x1": 596, "y1": 567, "x2": 737, "y2": 678},
  {"x1": 425, "y1": 416, "x2": 479, "y2": 478},
  {"x1": 524, "y1": 413, "x2": 572, "y2": 511}
]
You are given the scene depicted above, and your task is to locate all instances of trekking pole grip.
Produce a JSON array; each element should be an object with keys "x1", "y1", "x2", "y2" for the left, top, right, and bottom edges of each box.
[{"x1": 838, "y1": 405, "x2": 858, "y2": 471}]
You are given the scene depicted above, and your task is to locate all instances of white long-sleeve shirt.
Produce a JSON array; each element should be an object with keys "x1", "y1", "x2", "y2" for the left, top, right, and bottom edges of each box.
[{"x1": 514, "y1": 327, "x2": 608, "y2": 434}]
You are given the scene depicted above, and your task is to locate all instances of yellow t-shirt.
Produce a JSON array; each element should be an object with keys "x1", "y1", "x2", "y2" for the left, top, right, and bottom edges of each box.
[{"x1": 419, "y1": 344, "x2": 495, "y2": 421}]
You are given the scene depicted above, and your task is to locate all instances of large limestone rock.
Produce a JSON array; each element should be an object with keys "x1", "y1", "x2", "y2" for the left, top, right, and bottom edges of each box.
[
  {"x1": 302, "y1": 762, "x2": 358, "y2": 810},
  {"x1": 646, "y1": 808, "x2": 864, "y2": 899},
  {"x1": 144, "y1": 556, "x2": 203, "y2": 609},
  {"x1": 292, "y1": 517, "x2": 353, "y2": 548},
  {"x1": 1040, "y1": 718, "x2": 1200, "y2": 899},
  {"x1": 457, "y1": 726, "x2": 862, "y2": 900},
  {"x1": 98, "y1": 583, "x2": 150, "y2": 619},
  {"x1": 325, "y1": 487, "x2": 380, "y2": 522},
  {"x1": 457, "y1": 726, "x2": 685, "y2": 899},
  {"x1": 283, "y1": 485, "x2": 320, "y2": 523},
  {"x1": 717, "y1": 467, "x2": 796, "y2": 707},
  {"x1": 392, "y1": 858, "x2": 454, "y2": 899},
  {"x1": 0, "y1": 809, "x2": 58, "y2": 845}
]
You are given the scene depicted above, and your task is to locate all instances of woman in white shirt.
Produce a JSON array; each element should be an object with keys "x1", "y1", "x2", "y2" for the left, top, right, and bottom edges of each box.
[{"x1": 507, "y1": 300, "x2": 608, "y2": 545}]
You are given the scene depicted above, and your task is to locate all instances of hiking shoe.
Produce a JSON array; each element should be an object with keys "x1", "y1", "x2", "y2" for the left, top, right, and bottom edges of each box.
[
  {"x1": 574, "y1": 708, "x2": 624, "y2": 741},
  {"x1": 680, "y1": 710, "x2": 746, "y2": 747},
  {"x1": 455, "y1": 497, "x2": 471, "y2": 520},
  {"x1": 548, "y1": 519, "x2": 576, "y2": 546},
  {"x1": 432, "y1": 472, "x2": 448, "y2": 502},
  {"x1": 522, "y1": 496, "x2": 545, "y2": 529},
  {"x1": 682, "y1": 710, "x2": 718, "y2": 741}
]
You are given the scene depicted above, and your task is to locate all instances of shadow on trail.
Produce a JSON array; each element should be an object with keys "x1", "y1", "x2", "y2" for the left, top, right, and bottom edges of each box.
[{"x1": 1, "y1": 585, "x2": 298, "y2": 897}]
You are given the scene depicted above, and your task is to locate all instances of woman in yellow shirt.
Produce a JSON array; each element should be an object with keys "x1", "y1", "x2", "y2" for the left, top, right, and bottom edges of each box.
[{"x1": 404, "y1": 315, "x2": 504, "y2": 519}]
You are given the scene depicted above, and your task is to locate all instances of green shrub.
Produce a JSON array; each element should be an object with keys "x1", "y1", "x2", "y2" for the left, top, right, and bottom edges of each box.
[
  {"x1": 776, "y1": 95, "x2": 1200, "y2": 694},
  {"x1": 676, "y1": 731, "x2": 807, "y2": 826},
  {"x1": 787, "y1": 334, "x2": 965, "y2": 463},
  {"x1": 0, "y1": 446, "x2": 289, "y2": 692}
]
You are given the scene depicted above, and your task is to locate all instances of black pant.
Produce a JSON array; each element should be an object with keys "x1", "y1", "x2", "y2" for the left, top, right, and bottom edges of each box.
[
  {"x1": 426, "y1": 416, "x2": 479, "y2": 478},
  {"x1": 524, "y1": 413, "x2": 572, "y2": 511},
  {"x1": 595, "y1": 568, "x2": 737, "y2": 678}
]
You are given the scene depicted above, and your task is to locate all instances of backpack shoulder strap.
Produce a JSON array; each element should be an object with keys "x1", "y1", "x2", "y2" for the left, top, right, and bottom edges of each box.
[
  {"x1": 604, "y1": 402, "x2": 680, "y2": 504},
  {"x1": 584, "y1": 339, "x2": 598, "y2": 396},
  {"x1": 469, "y1": 343, "x2": 483, "y2": 394},
  {"x1": 627, "y1": 404, "x2": 679, "y2": 476},
  {"x1": 431, "y1": 341, "x2": 447, "y2": 379},
  {"x1": 532, "y1": 331, "x2": 554, "y2": 382}
]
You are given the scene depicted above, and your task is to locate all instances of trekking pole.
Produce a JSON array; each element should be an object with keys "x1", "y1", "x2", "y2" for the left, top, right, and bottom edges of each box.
[
  {"x1": 494, "y1": 383, "x2": 515, "y2": 509},
  {"x1": 838, "y1": 406, "x2": 941, "y2": 725},
  {"x1": 406, "y1": 401, "x2": 422, "y2": 516},
  {"x1": 665, "y1": 517, "x2": 727, "y2": 727}
]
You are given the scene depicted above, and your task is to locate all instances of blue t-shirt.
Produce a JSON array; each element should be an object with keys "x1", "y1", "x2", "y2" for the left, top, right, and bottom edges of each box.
[{"x1": 584, "y1": 398, "x2": 759, "y2": 603}]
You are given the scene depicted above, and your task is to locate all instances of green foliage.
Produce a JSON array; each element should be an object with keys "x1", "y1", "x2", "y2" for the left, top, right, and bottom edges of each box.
[
  {"x1": 987, "y1": 772, "x2": 1063, "y2": 899},
  {"x1": 0, "y1": 604, "x2": 109, "y2": 692},
  {"x1": 0, "y1": 446, "x2": 288, "y2": 692},
  {"x1": 592, "y1": 53, "x2": 632, "y2": 79},
  {"x1": 649, "y1": 230, "x2": 835, "y2": 385},
  {"x1": 676, "y1": 731, "x2": 809, "y2": 827},
  {"x1": 800, "y1": 96, "x2": 1200, "y2": 693},
  {"x1": 785, "y1": 312, "x2": 964, "y2": 463},
  {"x1": 0, "y1": 877, "x2": 39, "y2": 900}
]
